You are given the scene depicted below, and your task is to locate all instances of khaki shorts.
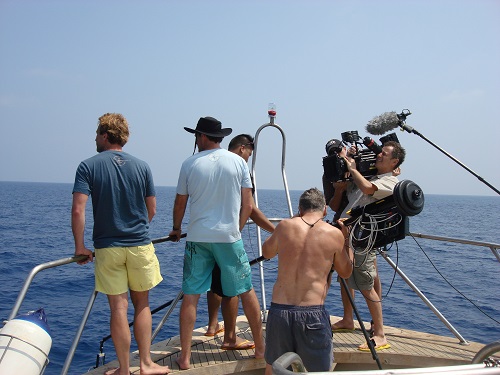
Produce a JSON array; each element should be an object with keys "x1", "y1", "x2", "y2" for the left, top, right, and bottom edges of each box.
[
  {"x1": 346, "y1": 250, "x2": 377, "y2": 291},
  {"x1": 94, "y1": 243, "x2": 163, "y2": 295}
]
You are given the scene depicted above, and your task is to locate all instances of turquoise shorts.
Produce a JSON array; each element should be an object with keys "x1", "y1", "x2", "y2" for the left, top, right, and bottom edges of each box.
[
  {"x1": 94, "y1": 243, "x2": 163, "y2": 295},
  {"x1": 182, "y1": 240, "x2": 253, "y2": 296}
]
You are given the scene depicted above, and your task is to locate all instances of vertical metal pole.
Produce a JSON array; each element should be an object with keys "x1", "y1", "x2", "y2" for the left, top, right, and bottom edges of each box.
[
  {"x1": 7, "y1": 256, "x2": 87, "y2": 321},
  {"x1": 251, "y1": 115, "x2": 293, "y2": 320},
  {"x1": 61, "y1": 290, "x2": 99, "y2": 375},
  {"x1": 151, "y1": 291, "x2": 184, "y2": 341},
  {"x1": 379, "y1": 250, "x2": 469, "y2": 345},
  {"x1": 339, "y1": 278, "x2": 382, "y2": 369},
  {"x1": 490, "y1": 246, "x2": 500, "y2": 263}
]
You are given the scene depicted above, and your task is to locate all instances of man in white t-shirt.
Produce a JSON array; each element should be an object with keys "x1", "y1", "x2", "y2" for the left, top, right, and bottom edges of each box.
[{"x1": 169, "y1": 117, "x2": 265, "y2": 370}]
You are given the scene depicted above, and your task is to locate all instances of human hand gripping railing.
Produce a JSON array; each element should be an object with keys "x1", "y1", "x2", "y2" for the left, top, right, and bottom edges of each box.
[
  {"x1": 6, "y1": 235, "x2": 187, "y2": 323},
  {"x1": 65, "y1": 233, "x2": 188, "y2": 374},
  {"x1": 6, "y1": 254, "x2": 91, "y2": 321},
  {"x1": 2, "y1": 233, "x2": 187, "y2": 375},
  {"x1": 5, "y1": 230, "x2": 269, "y2": 374}
]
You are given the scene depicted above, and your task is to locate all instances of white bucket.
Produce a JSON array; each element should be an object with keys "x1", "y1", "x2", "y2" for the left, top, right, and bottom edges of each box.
[{"x1": 0, "y1": 309, "x2": 52, "y2": 375}]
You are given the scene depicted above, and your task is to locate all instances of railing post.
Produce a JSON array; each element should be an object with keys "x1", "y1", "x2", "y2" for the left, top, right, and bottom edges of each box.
[
  {"x1": 379, "y1": 250, "x2": 469, "y2": 345},
  {"x1": 251, "y1": 119, "x2": 294, "y2": 319},
  {"x1": 61, "y1": 290, "x2": 98, "y2": 375},
  {"x1": 7, "y1": 256, "x2": 88, "y2": 322}
]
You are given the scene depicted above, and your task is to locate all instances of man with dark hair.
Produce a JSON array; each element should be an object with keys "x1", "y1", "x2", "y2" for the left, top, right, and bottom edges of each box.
[
  {"x1": 204, "y1": 133, "x2": 275, "y2": 351},
  {"x1": 72, "y1": 113, "x2": 169, "y2": 375},
  {"x1": 262, "y1": 188, "x2": 353, "y2": 373},
  {"x1": 169, "y1": 118, "x2": 265, "y2": 370},
  {"x1": 331, "y1": 141, "x2": 406, "y2": 351}
]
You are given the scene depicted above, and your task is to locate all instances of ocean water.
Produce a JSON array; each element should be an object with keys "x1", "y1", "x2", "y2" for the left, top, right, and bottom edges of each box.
[{"x1": 0, "y1": 181, "x2": 499, "y2": 375}]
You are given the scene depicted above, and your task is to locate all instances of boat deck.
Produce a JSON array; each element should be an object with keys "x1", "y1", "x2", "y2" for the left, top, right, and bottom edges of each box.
[{"x1": 85, "y1": 315, "x2": 485, "y2": 374}]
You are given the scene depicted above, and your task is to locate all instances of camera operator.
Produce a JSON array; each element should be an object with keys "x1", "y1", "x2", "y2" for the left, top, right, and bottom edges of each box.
[
  {"x1": 322, "y1": 140, "x2": 356, "y2": 221},
  {"x1": 331, "y1": 140, "x2": 405, "y2": 352}
]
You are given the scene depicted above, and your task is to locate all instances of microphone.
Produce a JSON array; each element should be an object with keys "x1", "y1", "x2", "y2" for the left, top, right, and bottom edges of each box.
[
  {"x1": 397, "y1": 110, "x2": 411, "y2": 122},
  {"x1": 363, "y1": 137, "x2": 382, "y2": 155},
  {"x1": 365, "y1": 111, "x2": 401, "y2": 135}
]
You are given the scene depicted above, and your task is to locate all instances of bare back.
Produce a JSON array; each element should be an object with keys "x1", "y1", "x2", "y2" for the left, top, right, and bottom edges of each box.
[{"x1": 262, "y1": 216, "x2": 352, "y2": 306}]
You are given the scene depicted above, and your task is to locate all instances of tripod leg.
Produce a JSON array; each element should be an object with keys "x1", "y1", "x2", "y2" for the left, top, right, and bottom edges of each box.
[{"x1": 339, "y1": 278, "x2": 382, "y2": 370}]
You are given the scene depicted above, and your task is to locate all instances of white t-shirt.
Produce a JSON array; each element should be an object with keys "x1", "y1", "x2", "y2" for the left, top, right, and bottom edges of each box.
[{"x1": 176, "y1": 148, "x2": 252, "y2": 243}]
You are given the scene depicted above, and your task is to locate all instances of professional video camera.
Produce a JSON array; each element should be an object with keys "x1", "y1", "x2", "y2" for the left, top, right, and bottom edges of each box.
[{"x1": 322, "y1": 131, "x2": 400, "y2": 183}]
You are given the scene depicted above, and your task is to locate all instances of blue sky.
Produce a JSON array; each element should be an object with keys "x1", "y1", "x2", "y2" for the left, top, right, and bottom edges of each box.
[{"x1": 1, "y1": 0, "x2": 499, "y2": 196}]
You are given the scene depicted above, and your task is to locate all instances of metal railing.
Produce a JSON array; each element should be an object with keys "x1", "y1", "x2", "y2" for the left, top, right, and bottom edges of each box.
[
  {"x1": 251, "y1": 114, "x2": 294, "y2": 321},
  {"x1": 3, "y1": 234, "x2": 183, "y2": 375},
  {"x1": 3, "y1": 228, "x2": 499, "y2": 373},
  {"x1": 271, "y1": 351, "x2": 500, "y2": 374},
  {"x1": 380, "y1": 233, "x2": 500, "y2": 345},
  {"x1": 409, "y1": 232, "x2": 500, "y2": 262}
]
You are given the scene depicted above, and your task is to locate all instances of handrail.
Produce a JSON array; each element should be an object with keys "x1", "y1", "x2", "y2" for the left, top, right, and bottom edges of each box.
[
  {"x1": 271, "y1": 351, "x2": 499, "y2": 374},
  {"x1": 379, "y1": 251, "x2": 469, "y2": 344},
  {"x1": 379, "y1": 233, "x2": 499, "y2": 345},
  {"x1": 409, "y1": 232, "x2": 500, "y2": 262},
  {"x1": 3, "y1": 225, "x2": 498, "y2": 374},
  {"x1": 3, "y1": 234, "x2": 184, "y2": 375},
  {"x1": 272, "y1": 352, "x2": 307, "y2": 374},
  {"x1": 251, "y1": 113, "x2": 294, "y2": 320},
  {"x1": 6, "y1": 234, "x2": 184, "y2": 322},
  {"x1": 151, "y1": 290, "x2": 184, "y2": 341},
  {"x1": 61, "y1": 290, "x2": 98, "y2": 374},
  {"x1": 7, "y1": 255, "x2": 88, "y2": 321}
]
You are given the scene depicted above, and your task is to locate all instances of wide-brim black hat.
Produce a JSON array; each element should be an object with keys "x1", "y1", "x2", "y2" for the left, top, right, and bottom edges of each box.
[{"x1": 184, "y1": 116, "x2": 232, "y2": 137}]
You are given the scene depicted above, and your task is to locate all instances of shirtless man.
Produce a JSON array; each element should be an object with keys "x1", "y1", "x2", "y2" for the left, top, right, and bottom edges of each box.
[{"x1": 262, "y1": 188, "x2": 353, "y2": 373}]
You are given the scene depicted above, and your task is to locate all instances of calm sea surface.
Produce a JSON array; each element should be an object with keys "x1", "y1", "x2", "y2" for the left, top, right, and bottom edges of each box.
[{"x1": 0, "y1": 181, "x2": 499, "y2": 374}]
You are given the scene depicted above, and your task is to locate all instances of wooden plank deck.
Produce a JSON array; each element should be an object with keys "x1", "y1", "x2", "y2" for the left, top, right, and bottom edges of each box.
[{"x1": 85, "y1": 315, "x2": 485, "y2": 374}]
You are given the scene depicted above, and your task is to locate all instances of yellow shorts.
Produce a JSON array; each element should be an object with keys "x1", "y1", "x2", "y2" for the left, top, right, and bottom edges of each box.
[{"x1": 94, "y1": 243, "x2": 163, "y2": 295}]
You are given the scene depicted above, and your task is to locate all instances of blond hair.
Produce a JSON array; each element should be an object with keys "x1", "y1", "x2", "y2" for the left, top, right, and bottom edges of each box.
[{"x1": 97, "y1": 113, "x2": 129, "y2": 146}]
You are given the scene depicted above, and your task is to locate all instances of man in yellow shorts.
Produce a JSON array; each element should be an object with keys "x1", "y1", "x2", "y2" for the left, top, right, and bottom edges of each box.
[{"x1": 71, "y1": 113, "x2": 169, "y2": 375}]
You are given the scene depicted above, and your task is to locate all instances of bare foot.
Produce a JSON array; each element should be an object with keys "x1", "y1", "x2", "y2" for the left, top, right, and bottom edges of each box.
[
  {"x1": 358, "y1": 335, "x2": 390, "y2": 351},
  {"x1": 175, "y1": 357, "x2": 190, "y2": 371},
  {"x1": 254, "y1": 345, "x2": 265, "y2": 359},
  {"x1": 204, "y1": 322, "x2": 224, "y2": 336},
  {"x1": 221, "y1": 336, "x2": 254, "y2": 350},
  {"x1": 371, "y1": 335, "x2": 388, "y2": 347},
  {"x1": 331, "y1": 318, "x2": 354, "y2": 330},
  {"x1": 140, "y1": 362, "x2": 170, "y2": 375},
  {"x1": 104, "y1": 368, "x2": 130, "y2": 375}
]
